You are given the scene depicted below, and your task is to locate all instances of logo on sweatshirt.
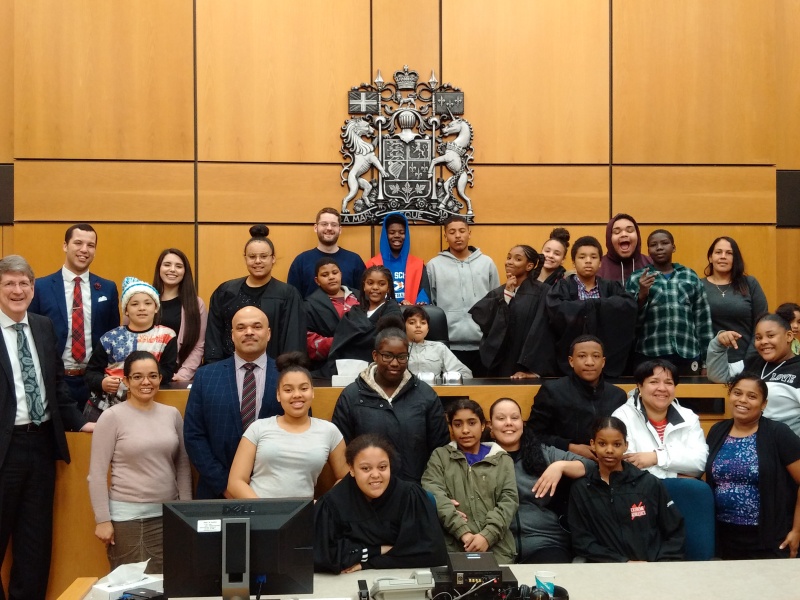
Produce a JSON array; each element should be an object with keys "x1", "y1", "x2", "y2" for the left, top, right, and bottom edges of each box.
[{"x1": 630, "y1": 502, "x2": 647, "y2": 520}]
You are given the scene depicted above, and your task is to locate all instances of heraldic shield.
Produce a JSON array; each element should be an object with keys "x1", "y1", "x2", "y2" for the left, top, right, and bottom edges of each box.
[{"x1": 339, "y1": 65, "x2": 476, "y2": 225}]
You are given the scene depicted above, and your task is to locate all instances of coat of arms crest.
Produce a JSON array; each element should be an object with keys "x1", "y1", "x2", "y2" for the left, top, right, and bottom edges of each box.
[{"x1": 339, "y1": 66, "x2": 475, "y2": 225}]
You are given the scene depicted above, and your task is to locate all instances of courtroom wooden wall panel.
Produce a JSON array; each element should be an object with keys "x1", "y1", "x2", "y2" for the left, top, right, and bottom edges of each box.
[
  {"x1": 14, "y1": 0, "x2": 194, "y2": 160},
  {"x1": 612, "y1": 166, "x2": 776, "y2": 224},
  {"x1": 196, "y1": 223, "x2": 375, "y2": 301},
  {"x1": 14, "y1": 161, "x2": 195, "y2": 222},
  {"x1": 15, "y1": 223, "x2": 196, "y2": 297},
  {"x1": 613, "y1": 0, "x2": 776, "y2": 165},
  {"x1": 372, "y1": 0, "x2": 440, "y2": 76},
  {"x1": 471, "y1": 166, "x2": 609, "y2": 223},
  {"x1": 197, "y1": 163, "x2": 344, "y2": 223},
  {"x1": 197, "y1": 0, "x2": 371, "y2": 163},
  {"x1": 0, "y1": 0, "x2": 12, "y2": 162},
  {"x1": 776, "y1": 228, "x2": 800, "y2": 305},
  {"x1": 441, "y1": 0, "x2": 609, "y2": 164},
  {"x1": 776, "y1": 0, "x2": 800, "y2": 169},
  {"x1": 0, "y1": 225, "x2": 11, "y2": 256}
]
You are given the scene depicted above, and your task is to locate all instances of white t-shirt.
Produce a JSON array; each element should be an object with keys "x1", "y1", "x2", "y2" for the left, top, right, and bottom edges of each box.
[{"x1": 242, "y1": 417, "x2": 343, "y2": 499}]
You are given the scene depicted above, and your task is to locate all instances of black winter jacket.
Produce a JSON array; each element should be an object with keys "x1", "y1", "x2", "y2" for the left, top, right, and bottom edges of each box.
[
  {"x1": 331, "y1": 371, "x2": 449, "y2": 483},
  {"x1": 568, "y1": 462, "x2": 685, "y2": 562},
  {"x1": 528, "y1": 373, "x2": 627, "y2": 450}
]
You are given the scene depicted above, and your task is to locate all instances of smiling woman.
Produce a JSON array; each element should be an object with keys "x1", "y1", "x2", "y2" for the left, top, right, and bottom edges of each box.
[
  {"x1": 88, "y1": 351, "x2": 192, "y2": 573},
  {"x1": 612, "y1": 359, "x2": 708, "y2": 478},
  {"x1": 205, "y1": 225, "x2": 306, "y2": 362}
]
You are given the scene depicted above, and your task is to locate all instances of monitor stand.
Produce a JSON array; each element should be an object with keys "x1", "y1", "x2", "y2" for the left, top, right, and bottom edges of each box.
[{"x1": 222, "y1": 517, "x2": 250, "y2": 600}]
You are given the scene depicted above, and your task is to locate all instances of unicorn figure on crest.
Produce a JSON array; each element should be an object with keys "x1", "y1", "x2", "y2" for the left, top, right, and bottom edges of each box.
[{"x1": 428, "y1": 116, "x2": 474, "y2": 216}]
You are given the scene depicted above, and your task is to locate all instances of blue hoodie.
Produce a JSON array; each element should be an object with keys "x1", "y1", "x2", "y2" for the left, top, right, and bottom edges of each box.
[{"x1": 366, "y1": 212, "x2": 430, "y2": 304}]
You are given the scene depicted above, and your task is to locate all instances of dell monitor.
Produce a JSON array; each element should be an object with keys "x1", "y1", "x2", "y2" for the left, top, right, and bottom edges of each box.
[{"x1": 163, "y1": 498, "x2": 313, "y2": 599}]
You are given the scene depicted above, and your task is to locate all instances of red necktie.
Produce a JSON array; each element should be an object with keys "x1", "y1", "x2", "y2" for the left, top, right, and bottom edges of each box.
[
  {"x1": 240, "y1": 363, "x2": 257, "y2": 431},
  {"x1": 71, "y1": 277, "x2": 86, "y2": 363}
]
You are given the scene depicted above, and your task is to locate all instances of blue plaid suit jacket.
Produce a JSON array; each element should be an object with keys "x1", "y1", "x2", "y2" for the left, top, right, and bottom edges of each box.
[{"x1": 183, "y1": 354, "x2": 280, "y2": 499}]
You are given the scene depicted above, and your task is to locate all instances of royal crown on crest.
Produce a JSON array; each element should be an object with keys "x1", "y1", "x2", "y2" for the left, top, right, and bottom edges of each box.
[{"x1": 394, "y1": 65, "x2": 419, "y2": 90}]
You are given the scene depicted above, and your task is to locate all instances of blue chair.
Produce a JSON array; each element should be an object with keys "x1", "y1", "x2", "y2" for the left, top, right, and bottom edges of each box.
[{"x1": 661, "y1": 478, "x2": 715, "y2": 561}]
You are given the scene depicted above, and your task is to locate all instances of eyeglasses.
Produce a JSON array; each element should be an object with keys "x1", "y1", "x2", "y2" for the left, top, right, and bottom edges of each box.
[
  {"x1": 2, "y1": 281, "x2": 32, "y2": 291},
  {"x1": 317, "y1": 221, "x2": 340, "y2": 229},
  {"x1": 377, "y1": 352, "x2": 409, "y2": 364},
  {"x1": 245, "y1": 253, "x2": 273, "y2": 261},
  {"x1": 128, "y1": 373, "x2": 161, "y2": 382}
]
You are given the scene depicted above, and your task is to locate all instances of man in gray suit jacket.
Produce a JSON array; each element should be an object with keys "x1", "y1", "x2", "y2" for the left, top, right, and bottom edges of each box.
[
  {"x1": 184, "y1": 306, "x2": 281, "y2": 499},
  {"x1": 0, "y1": 255, "x2": 93, "y2": 600}
]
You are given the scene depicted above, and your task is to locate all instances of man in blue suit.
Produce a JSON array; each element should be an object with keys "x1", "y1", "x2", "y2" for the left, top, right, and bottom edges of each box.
[
  {"x1": 184, "y1": 306, "x2": 281, "y2": 499},
  {"x1": 29, "y1": 223, "x2": 119, "y2": 410}
]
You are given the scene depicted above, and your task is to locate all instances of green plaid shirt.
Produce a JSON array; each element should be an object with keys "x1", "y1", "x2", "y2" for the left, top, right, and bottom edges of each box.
[{"x1": 625, "y1": 263, "x2": 713, "y2": 359}]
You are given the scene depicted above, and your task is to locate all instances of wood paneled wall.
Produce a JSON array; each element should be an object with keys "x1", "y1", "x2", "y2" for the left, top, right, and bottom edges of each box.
[{"x1": 1, "y1": 0, "x2": 799, "y2": 596}]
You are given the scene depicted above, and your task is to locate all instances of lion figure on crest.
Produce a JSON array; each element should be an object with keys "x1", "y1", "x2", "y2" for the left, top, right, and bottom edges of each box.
[{"x1": 340, "y1": 118, "x2": 389, "y2": 214}]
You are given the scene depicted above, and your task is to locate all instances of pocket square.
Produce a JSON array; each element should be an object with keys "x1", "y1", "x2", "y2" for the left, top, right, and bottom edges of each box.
[{"x1": 98, "y1": 296, "x2": 108, "y2": 302}]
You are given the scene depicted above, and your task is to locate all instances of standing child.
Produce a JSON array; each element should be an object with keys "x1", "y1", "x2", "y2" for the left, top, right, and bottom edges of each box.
[
  {"x1": 422, "y1": 399, "x2": 518, "y2": 564},
  {"x1": 625, "y1": 229, "x2": 713, "y2": 374},
  {"x1": 404, "y1": 306, "x2": 472, "y2": 378},
  {"x1": 304, "y1": 258, "x2": 359, "y2": 367},
  {"x1": 546, "y1": 236, "x2": 637, "y2": 377},
  {"x1": 84, "y1": 277, "x2": 178, "y2": 422},
  {"x1": 568, "y1": 417, "x2": 685, "y2": 562},
  {"x1": 469, "y1": 244, "x2": 553, "y2": 378}
]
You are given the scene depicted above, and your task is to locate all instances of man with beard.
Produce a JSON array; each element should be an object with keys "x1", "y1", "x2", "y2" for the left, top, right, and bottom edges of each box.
[{"x1": 288, "y1": 207, "x2": 366, "y2": 298}]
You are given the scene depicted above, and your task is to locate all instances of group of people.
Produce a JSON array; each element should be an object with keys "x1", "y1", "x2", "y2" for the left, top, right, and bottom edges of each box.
[{"x1": 1, "y1": 210, "x2": 799, "y2": 598}]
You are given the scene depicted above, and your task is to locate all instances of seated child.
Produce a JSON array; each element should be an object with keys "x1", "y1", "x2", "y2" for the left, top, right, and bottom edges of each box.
[
  {"x1": 546, "y1": 236, "x2": 638, "y2": 377},
  {"x1": 625, "y1": 229, "x2": 713, "y2": 374},
  {"x1": 304, "y1": 258, "x2": 359, "y2": 367},
  {"x1": 422, "y1": 399, "x2": 518, "y2": 564},
  {"x1": 404, "y1": 306, "x2": 472, "y2": 378},
  {"x1": 568, "y1": 416, "x2": 685, "y2": 562},
  {"x1": 775, "y1": 302, "x2": 800, "y2": 355}
]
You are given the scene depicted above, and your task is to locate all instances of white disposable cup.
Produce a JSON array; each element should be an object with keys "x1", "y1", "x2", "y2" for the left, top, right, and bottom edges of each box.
[{"x1": 535, "y1": 570, "x2": 556, "y2": 596}]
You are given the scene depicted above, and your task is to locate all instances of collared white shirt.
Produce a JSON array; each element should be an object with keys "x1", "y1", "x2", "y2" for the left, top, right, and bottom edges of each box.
[
  {"x1": 0, "y1": 309, "x2": 50, "y2": 425},
  {"x1": 61, "y1": 266, "x2": 93, "y2": 369},
  {"x1": 233, "y1": 352, "x2": 268, "y2": 418}
]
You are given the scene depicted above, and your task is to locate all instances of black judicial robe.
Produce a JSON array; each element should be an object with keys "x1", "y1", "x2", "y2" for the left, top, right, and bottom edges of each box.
[
  {"x1": 204, "y1": 277, "x2": 306, "y2": 362},
  {"x1": 313, "y1": 473, "x2": 448, "y2": 572},
  {"x1": 469, "y1": 277, "x2": 555, "y2": 377},
  {"x1": 545, "y1": 275, "x2": 638, "y2": 377},
  {"x1": 312, "y1": 299, "x2": 402, "y2": 377}
]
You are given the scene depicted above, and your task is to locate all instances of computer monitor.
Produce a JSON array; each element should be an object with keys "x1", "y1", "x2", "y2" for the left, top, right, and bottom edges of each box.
[{"x1": 163, "y1": 498, "x2": 314, "y2": 599}]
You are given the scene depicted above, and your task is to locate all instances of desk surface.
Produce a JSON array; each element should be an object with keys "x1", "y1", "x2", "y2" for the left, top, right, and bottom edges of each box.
[{"x1": 161, "y1": 560, "x2": 799, "y2": 600}]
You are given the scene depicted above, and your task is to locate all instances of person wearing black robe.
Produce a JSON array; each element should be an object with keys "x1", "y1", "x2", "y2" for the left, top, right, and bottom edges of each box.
[
  {"x1": 546, "y1": 277, "x2": 637, "y2": 377},
  {"x1": 314, "y1": 468, "x2": 447, "y2": 572},
  {"x1": 204, "y1": 225, "x2": 306, "y2": 363},
  {"x1": 469, "y1": 245, "x2": 554, "y2": 377},
  {"x1": 545, "y1": 236, "x2": 637, "y2": 377}
]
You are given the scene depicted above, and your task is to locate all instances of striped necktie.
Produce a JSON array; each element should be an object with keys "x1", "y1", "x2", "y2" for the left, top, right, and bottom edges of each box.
[{"x1": 240, "y1": 362, "x2": 257, "y2": 431}]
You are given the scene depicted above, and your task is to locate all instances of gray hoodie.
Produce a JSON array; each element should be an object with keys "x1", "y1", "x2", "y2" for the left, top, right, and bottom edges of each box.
[{"x1": 426, "y1": 247, "x2": 500, "y2": 351}]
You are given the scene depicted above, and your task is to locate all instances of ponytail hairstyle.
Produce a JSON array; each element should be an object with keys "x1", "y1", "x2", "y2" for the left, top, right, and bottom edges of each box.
[
  {"x1": 590, "y1": 416, "x2": 628, "y2": 440},
  {"x1": 153, "y1": 248, "x2": 201, "y2": 368},
  {"x1": 488, "y1": 397, "x2": 548, "y2": 476},
  {"x1": 373, "y1": 314, "x2": 407, "y2": 349},
  {"x1": 513, "y1": 244, "x2": 545, "y2": 281}
]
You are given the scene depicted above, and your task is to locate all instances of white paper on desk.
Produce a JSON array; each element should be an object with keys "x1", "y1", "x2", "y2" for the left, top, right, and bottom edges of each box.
[
  {"x1": 336, "y1": 359, "x2": 368, "y2": 375},
  {"x1": 96, "y1": 559, "x2": 150, "y2": 586}
]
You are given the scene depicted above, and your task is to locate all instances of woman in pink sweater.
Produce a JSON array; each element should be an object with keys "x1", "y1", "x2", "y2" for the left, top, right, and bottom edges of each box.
[{"x1": 88, "y1": 350, "x2": 192, "y2": 573}]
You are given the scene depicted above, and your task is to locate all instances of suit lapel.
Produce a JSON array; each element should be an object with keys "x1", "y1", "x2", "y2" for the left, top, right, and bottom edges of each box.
[
  {"x1": 225, "y1": 359, "x2": 243, "y2": 435},
  {"x1": 51, "y1": 274, "x2": 69, "y2": 326},
  {"x1": 0, "y1": 326, "x2": 12, "y2": 390}
]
